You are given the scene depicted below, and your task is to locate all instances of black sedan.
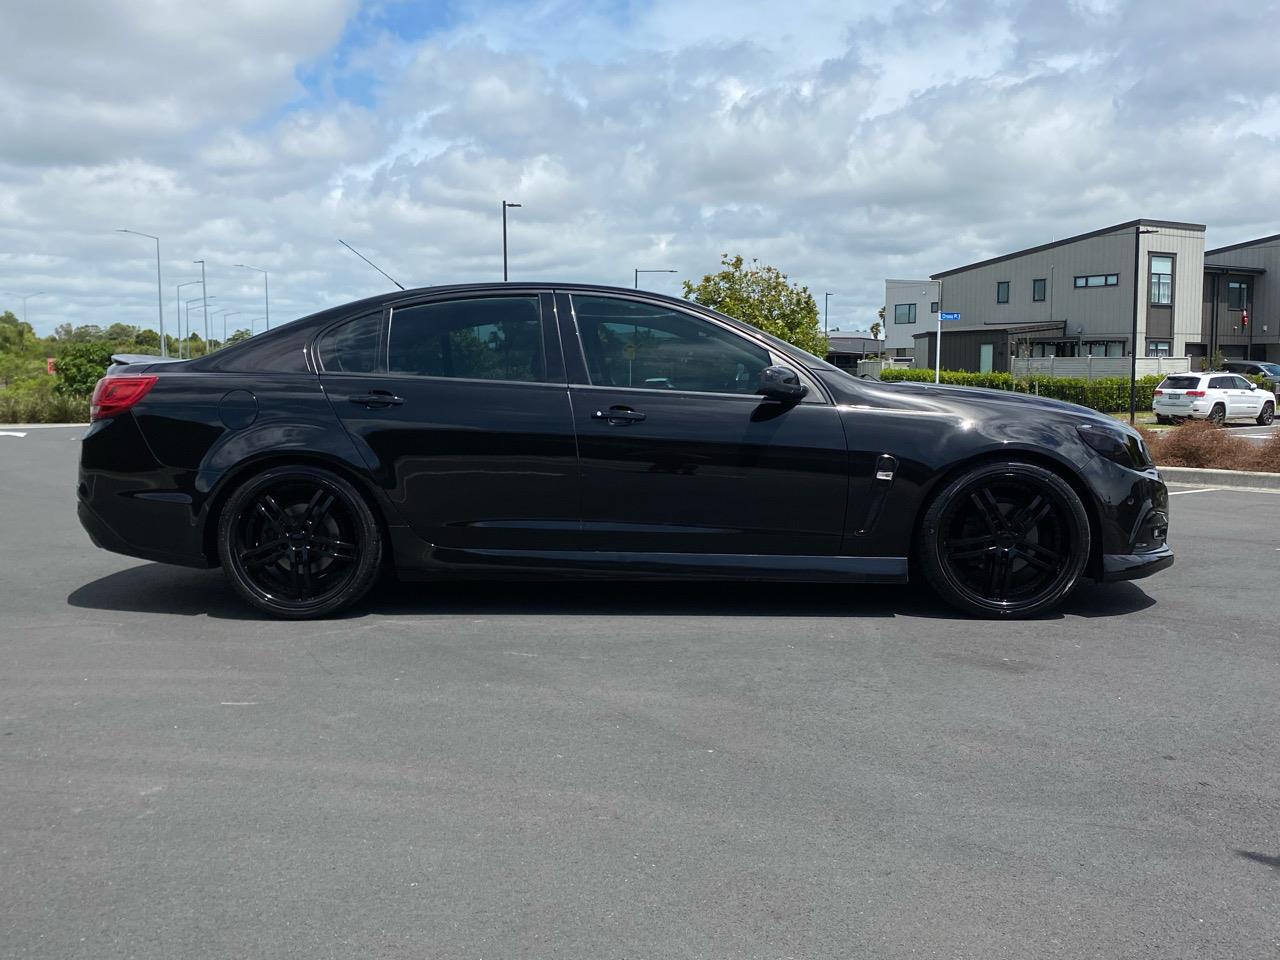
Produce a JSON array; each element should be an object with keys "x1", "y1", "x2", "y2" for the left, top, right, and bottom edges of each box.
[{"x1": 78, "y1": 283, "x2": 1172, "y2": 619}]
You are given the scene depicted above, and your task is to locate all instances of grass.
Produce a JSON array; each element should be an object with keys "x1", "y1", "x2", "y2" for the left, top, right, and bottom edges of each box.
[{"x1": 0, "y1": 390, "x2": 89, "y2": 424}]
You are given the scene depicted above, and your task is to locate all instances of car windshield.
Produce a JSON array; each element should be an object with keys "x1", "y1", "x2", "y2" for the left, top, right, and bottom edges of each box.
[{"x1": 1160, "y1": 376, "x2": 1201, "y2": 389}]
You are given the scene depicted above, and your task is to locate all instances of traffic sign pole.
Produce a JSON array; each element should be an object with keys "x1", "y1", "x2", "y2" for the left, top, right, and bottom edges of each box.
[{"x1": 936, "y1": 311, "x2": 961, "y2": 383}]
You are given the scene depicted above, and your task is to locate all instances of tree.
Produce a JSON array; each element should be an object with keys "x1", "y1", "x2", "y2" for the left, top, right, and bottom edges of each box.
[
  {"x1": 682, "y1": 254, "x2": 827, "y2": 356},
  {"x1": 53, "y1": 343, "x2": 115, "y2": 397},
  {"x1": 226, "y1": 328, "x2": 253, "y2": 344},
  {"x1": 870, "y1": 321, "x2": 882, "y2": 342},
  {"x1": 878, "y1": 305, "x2": 886, "y2": 324}
]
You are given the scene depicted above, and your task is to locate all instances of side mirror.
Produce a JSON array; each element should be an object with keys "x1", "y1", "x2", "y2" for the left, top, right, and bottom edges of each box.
[
  {"x1": 1250, "y1": 382, "x2": 1259, "y2": 390},
  {"x1": 757, "y1": 365, "x2": 808, "y2": 402}
]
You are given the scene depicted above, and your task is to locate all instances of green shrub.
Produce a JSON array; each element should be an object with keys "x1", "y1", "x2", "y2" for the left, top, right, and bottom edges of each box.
[
  {"x1": 0, "y1": 379, "x2": 90, "y2": 423},
  {"x1": 53, "y1": 342, "x2": 115, "y2": 397},
  {"x1": 877, "y1": 368, "x2": 1166, "y2": 413}
]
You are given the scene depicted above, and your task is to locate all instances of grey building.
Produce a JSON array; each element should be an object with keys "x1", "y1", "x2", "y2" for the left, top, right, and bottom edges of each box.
[
  {"x1": 824, "y1": 333, "x2": 881, "y2": 371},
  {"x1": 903, "y1": 219, "x2": 1280, "y2": 372},
  {"x1": 912, "y1": 321, "x2": 1066, "y2": 373},
  {"x1": 924, "y1": 219, "x2": 1206, "y2": 370},
  {"x1": 1203, "y1": 233, "x2": 1278, "y2": 363},
  {"x1": 883, "y1": 279, "x2": 940, "y2": 358}
]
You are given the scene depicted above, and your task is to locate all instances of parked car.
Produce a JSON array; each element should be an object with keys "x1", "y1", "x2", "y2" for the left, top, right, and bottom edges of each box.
[
  {"x1": 1152, "y1": 372, "x2": 1275, "y2": 426},
  {"x1": 77, "y1": 284, "x2": 1172, "y2": 620},
  {"x1": 1222, "y1": 359, "x2": 1280, "y2": 390}
]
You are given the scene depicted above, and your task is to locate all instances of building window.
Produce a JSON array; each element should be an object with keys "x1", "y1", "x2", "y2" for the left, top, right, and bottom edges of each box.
[
  {"x1": 893, "y1": 303, "x2": 917, "y2": 324},
  {"x1": 1073, "y1": 273, "x2": 1120, "y2": 288},
  {"x1": 929, "y1": 301, "x2": 938, "y2": 314},
  {"x1": 1228, "y1": 280, "x2": 1250, "y2": 310},
  {"x1": 1032, "y1": 278, "x2": 1046, "y2": 302},
  {"x1": 1146, "y1": 340, "x2": 1171, "y2": 358},
  {"x1": 1082, "y1": 340, "x2": 1125, "y2": 357},
  {"x1": 996, "y1": 281, "x2": 1010, "y2": 304},
  {"x1": 1150, "y1": 255, "x2": 1173, "y2": 305}
]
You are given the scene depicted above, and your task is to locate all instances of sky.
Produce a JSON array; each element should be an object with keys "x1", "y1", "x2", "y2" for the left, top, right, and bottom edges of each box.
[{"x1": 1, "y1": 0, "x2": 1278, "y2": 338}]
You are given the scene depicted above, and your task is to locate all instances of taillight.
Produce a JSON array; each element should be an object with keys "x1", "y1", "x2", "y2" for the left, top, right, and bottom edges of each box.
[
  {"x1": 90, "y1": 374, "x2": 158, "y2": 421},
  {"x1": 1186, "y1": 390, "x2": 1206, "y2": 398},
  {"x1": 1153, "y1": 389, "x2": 1163, "y2": 396}
]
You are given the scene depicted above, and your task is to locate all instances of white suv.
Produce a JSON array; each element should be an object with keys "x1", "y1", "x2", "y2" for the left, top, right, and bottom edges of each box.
[{"x1": 1153, "y1": 372, "x2": 1275, "y2": 426}]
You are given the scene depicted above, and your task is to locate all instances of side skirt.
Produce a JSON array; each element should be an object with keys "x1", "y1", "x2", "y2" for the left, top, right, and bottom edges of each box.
[{"x1": 389, "y1": 531, "x2": 907, "y2": 583}]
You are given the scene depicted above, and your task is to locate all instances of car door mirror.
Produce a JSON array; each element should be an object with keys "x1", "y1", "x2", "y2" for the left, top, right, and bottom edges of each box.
[{"x1": 757, "y1": 365, "x2": 808, "y2": 402}]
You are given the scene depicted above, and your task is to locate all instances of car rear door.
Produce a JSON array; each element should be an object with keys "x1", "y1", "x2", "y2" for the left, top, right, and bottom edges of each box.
[
  {"x1": 557, "y1": 291, "x2": 849, "y2": 556},
  {"x1": 316, "y1": 292, "x2": 580, "y2": 551}
]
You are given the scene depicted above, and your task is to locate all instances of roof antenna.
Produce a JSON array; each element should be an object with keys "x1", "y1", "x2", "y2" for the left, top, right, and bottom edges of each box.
[{"x1": 337, "y1": 239, "x2": 405, "y2": 290}]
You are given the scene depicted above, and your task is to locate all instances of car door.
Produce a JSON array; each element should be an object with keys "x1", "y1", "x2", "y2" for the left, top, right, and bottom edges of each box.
[
  {"x1": 1233, "y1": 375, "x2": 1264, "y2": 415},
  {"x1": 316, "y1": 292, "x2": 580, "y2": 551},
  {"x1": 1207, "y1": 375, "x2": 1236, "y2": 418},
  {"x1": 558, "y1": 291, "x2": 849, "y2": 556}
]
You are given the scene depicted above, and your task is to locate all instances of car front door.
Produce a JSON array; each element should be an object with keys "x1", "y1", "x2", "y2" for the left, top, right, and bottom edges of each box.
[
  {"x1": 558, "y1": 292, "x2": 849, "y2": 556},
  {"x1": 316, "y1": 292, "x2": 580, "y2": 551},
  {"x1": 1233, "y1": 375, "x2": 1264, "y2": 415}
]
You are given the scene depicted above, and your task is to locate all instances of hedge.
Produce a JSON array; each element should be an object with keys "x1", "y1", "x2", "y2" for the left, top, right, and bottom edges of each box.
[
  {"x1": 0, "y1": 387, "x2": 90, "y2": 423},
  {"x1": 877, "y1": 368, "x2": 1166, "y2": 413}
]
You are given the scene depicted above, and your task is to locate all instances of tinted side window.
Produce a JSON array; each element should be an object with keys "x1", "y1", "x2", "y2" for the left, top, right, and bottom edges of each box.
[
  {"x1": 388, "y1": 297, "x2": 545, "y2": 382},
  {"x1": 572, "y1": 295, "x2": 770, "y2": 394},
  {"x1": 1233, "y1": 376, "x2": 1254, "y2": 389},
  {"x1": 1209, "y1": 376, "x2": 1234, "y2": 390},
  {"x1": 317, "y1": 313, "x2": 382, "y2": 373}
]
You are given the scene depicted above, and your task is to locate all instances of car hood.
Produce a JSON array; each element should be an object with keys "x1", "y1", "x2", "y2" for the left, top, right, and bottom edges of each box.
[{"x1": 825, "y1": 375, "x2": 1125, "y2": 430}]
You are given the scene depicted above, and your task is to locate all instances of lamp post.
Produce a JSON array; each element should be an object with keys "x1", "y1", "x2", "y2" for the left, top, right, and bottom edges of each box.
[
  {"x1": 502, "y1": 201, "x2": 521, "y2": 281},
  {"x1": 117, "y1": 229, "x2": 166, "y2": 357},
  {"x1": 184, "y1": 295, "x2": 214, "y2": 355},
  {"x1": 222, "y1": 312, "x2": 240, "y2": 344},
  {"x1": 1129, "y1": 226, "x2": 1159, "y2": 425},
  {"x1": 192, "y1": 259, "x2": 211, "y2": 347},
  {"x1": 176, "y1": 281, "x2": 202, "y2": 358},
  {"x1": 233, "y1": 264, "x2": 269, "y2": 331},
  {"x1": 824, "y1": 292, "x2": 834, "y2": 334},
  {"x1": 634, "y1": 268, "x2": 677, "y2": 289},
  {"x1": 2, "y1": 291, "x2": 47, "y2": 326},
  {"x1": 207, "y1": 308, "x2": 229, "y2": 347}
]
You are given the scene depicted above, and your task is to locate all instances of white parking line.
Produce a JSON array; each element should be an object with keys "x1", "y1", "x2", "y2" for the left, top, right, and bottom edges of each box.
[
  {"x1": 1168, "y1": 487, "x2": 1222, "y2": 496},
  {"x1": 0, "y1": 431, "x2": 28, "y2": 438}
]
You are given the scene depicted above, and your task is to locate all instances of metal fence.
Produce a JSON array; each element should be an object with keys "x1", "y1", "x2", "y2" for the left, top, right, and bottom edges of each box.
[{"x1": 1010, "y1": 356, "x2": 1191, "y2": 379}]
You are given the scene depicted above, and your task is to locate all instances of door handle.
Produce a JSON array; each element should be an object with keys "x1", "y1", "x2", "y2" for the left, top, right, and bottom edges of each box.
[
  {"x1": 592, "y1": 406, "x2": 646, "y2": 424},
  {"x1": 349, "y1": 391, "x2": 404, "y2": 408}
]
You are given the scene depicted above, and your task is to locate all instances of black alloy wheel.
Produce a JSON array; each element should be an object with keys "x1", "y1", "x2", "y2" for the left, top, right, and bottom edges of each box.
[
  {"x1": 1258, "y1": 402, "x2": 1275, "y2": 426},
  {"x1": 1208, "y1": 403, "x2": 1227, "y2": 426},
  {"x1": 918, "y1": 461, "x2": 1091, "y2": 618},
  {"x1": 217, "y1": 465, "x2": 382, "y2": 618}
]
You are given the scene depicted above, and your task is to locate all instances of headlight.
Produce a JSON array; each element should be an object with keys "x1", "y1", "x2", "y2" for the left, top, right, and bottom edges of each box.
[{"x1": 1077, "y1": 422, "x2": 1151, "y2": 469}]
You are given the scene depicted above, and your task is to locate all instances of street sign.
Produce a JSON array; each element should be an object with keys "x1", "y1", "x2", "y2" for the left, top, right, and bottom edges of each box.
[{"x1": 940, "y1": 312, "x2": 961, "y2": 321}]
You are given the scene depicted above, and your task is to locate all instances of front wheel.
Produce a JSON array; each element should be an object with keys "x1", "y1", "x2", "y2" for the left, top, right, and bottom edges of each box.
[
  {"x1": 217, "y1": 465, "x2": 383, "y2": 619},
  {"x1": 917, "y1": 461, "x2": 1091, "y2": 619},
  {"x1": 1207, "y1": 403, "x2": 1226, "y2": 426},
  {"x1": 1258, "y1": 402, "x2": 1275, "y2": 426}
]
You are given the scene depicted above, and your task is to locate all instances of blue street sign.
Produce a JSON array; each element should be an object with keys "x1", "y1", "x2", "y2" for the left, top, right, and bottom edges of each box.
[{"x1": 940, "y1": 311, "x2": 961, "y2": 321}]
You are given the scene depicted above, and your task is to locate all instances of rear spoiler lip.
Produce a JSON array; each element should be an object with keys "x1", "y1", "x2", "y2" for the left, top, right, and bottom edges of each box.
[{"x1": 108, "y1": 353, "x2": 186, "y2": 373}]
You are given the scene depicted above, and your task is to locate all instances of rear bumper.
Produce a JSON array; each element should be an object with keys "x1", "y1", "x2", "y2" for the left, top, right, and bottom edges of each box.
[
  {"x1": 1099, "y1": 544, "x2": 1174, "y2": 582},
  {"x1": 77, "y1": 496, "x2": 213, "y2": 568}
]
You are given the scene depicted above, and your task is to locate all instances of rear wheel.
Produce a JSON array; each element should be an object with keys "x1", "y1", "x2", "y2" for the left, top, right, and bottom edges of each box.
[
  {"x1": 1207, "y1": 403, "x2": 1226, "y2": 426},
  {"x1": 217, "y1": 465, "x2": 383, "y2": 618},
  {"x1": 918, "y1": 461, "x2": 1091, "y2": 619},
  {"x1": 1258, "y1": 402, "x2": 1275, "y2": 426},
  {"x1": 1155, "y1": 415, "x2": 1173, "y2": 425}
]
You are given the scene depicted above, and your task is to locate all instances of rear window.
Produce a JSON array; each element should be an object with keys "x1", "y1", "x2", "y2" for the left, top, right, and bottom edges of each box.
[
  {"x1": 318, "y1": 313, "x2": 382, "y2": 374},
  {"x1": 1159, "y1": 376, "x2": 1201, "y2": 390}
]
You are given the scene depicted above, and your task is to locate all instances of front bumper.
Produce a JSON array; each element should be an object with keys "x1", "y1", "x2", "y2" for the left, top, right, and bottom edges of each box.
[{"x1": 1099, "y1": 544, "x2": 1174, "y2": 581}]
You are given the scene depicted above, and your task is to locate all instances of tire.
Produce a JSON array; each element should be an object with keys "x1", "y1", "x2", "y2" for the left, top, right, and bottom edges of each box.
[
  {"x1": 1207, "y1": 403, "x2": 1226, "y2": 426},
  {"x1": 1155, "y1": 415, "x2": 1172, "y2": 425},
  {"x1": 1258, "y1": 402, "x2": 1275, "y2": 426},
  {"x1": 917, "y1": 461, "x2": 1091, "y2": 619},
  {"x1": 216, "y1": 465, "x2": 383, "y2": 619}
]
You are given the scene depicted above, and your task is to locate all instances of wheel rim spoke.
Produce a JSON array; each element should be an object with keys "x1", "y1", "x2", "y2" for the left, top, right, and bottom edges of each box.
[{"x1": 234, "y1": 481, "x2": 359, "y2": 607}]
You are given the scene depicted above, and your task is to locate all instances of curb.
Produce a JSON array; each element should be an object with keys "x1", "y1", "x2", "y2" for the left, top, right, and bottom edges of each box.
[
  {"x1": 0, "y1": 422, "x2": 89, "y2": 429},
  {"x1": 1160, "y1": 465, "x2": 1280, "y2": 491}
]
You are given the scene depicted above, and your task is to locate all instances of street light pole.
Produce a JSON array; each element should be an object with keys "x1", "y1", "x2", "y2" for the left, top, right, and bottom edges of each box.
[
  {"x1": 634, "y1": 268, "x2": 677, "y2": 289},
  {"x1": 184, "y1": 295, "x2": 214, "y2": 356},
  {"x1": 222, "y1": 312, "x2": 240, "y2": 344},
  {"x1": 20, "y1": 292, "x2": 45, "y2": 326},
  {"x1": 1129, "y1": 226, "x2": 1159, "y2": 426},
  {"x1": 176, "y1": 281, "x2": 202, "y2": 358},
  {"x1": 824, "y1": 292, "x2": 833, "y2": 333},
  {"x1": 502, "y1": 201, "x2": 521, "y2": 281},
  {"x1": 193, "y1": 260, "x2": 210, "y2": 348},
  {"x1": 118, "y1": 229, "x2": 166, "y2": 357},
  {"x1": 233, "y1": 264, "x2": 269, "y2": 331}
]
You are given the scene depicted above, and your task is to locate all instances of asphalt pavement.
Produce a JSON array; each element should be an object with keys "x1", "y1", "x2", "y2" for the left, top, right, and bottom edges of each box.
[{"x1": 2, "y1": 427, "x2": 1278, "y2": 959}]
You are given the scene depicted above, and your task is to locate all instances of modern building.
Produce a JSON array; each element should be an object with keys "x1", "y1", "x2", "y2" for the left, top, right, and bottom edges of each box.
[
  {"x1": 824, "y1": 333, "x2": 881, "y2": 371},
  {"x1": 889, "y1": 219, "x2": 1279, "y2": 372},
  {"x1": 883, "y1": 278, "x2": 940, "y2": 359}
]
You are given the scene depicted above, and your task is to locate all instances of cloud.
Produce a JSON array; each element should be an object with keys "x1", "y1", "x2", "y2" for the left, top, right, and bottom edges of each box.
[{"x1": 1, "y1": 0, "x2": 1279, "y2": 338}]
